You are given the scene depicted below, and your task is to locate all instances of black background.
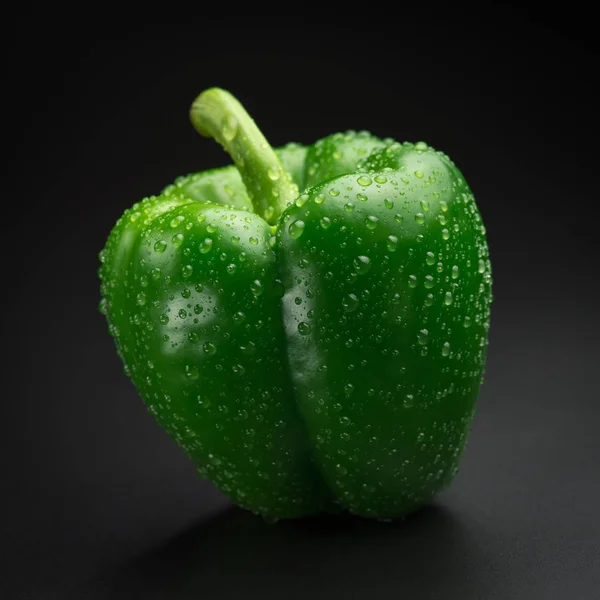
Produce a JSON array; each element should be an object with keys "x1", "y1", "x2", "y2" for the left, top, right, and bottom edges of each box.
[{"x1": 5, "y1": 8, "x2": 600, "y2": 599}]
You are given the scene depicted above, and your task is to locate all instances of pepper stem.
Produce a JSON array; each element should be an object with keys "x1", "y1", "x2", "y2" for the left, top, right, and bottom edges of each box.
[{"x1": 190, "y1": 88, "x2": 298, "y2": 224}]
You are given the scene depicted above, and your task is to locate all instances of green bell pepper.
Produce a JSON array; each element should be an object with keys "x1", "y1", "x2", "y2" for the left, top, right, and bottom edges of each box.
[{"x1": 99, "y1": 88, "x2": 492, "y2": 520}]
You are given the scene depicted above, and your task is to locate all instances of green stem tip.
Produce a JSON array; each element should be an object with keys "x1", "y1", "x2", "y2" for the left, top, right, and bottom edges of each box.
[{"x1": 190, "y1": 88, "x2": 298, "y2": 224}]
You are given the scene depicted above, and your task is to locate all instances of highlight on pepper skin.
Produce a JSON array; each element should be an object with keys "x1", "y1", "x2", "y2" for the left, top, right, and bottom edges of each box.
[{"x1": 98, "y1": 87, "x2": 492, "y2": 521}]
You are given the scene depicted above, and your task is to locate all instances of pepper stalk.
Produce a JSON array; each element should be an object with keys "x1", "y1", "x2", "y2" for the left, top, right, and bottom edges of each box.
[{"x1": 190, "y1": 87, "x2": 298, "y2": 224}]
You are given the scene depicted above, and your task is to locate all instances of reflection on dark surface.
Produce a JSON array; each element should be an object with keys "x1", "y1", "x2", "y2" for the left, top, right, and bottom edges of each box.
[{"x1": 87, "y1": 503, "x2": 474, "y2": 599}]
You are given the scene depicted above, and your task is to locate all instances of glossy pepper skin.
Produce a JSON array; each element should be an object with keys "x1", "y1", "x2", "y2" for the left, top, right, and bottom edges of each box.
[{"x1": 99, "y1": 88, "x2": 492, "y2": 519}]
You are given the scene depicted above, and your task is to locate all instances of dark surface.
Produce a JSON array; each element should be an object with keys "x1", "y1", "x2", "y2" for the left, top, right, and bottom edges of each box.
[{"x1": 5, "y1": 9, "x2": 599, "y2": 600}]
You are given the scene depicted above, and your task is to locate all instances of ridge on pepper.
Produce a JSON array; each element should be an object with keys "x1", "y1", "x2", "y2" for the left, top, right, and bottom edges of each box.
[{"x1": 99, "y1": 88, "x2": 492, "y2": 520}]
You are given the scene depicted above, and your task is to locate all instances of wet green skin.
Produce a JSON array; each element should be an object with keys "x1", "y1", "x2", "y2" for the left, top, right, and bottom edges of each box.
[{"x1": 99, "y1": 96, "x2": 492, "y2": 520}]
